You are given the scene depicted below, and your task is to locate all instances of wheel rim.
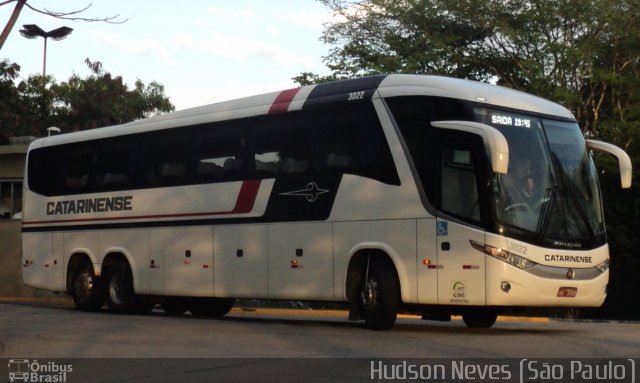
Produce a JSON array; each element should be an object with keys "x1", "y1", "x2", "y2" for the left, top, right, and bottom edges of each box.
[
  {"x1": 360, "y1": 279, "x2": 378, "y2": 314},
  {"x1": 73, "y1": 270, "x2": 93, "y2": 302},
  {"x1": 109, "y1": 271, "x2": 126, "y2": 306}
]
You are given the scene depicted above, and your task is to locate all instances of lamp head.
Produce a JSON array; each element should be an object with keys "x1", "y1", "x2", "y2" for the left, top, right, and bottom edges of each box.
[
  {"x1": 19, "y1": 24, "x2": 47, "y2": 38},
  {"x1": 19, "y1": 24, "x2": 73, "y2": 40},
  {"x1": 48, "y1": 26, "x2": 73, "y2": 41}
]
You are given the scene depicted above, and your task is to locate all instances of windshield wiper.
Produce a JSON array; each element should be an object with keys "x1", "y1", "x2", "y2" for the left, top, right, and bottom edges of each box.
[
  {"x1": 548, "y1": 153, "x2": 595, "y2": 240},
  {"x1": 536, "y1": 185, "x2": 555, "y2": 237}
]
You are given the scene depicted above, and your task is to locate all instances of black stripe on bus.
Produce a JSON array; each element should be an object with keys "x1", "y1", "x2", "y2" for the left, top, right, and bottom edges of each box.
[{"x1": 302, "y1": 75, "x2": 387, "y2": 109}]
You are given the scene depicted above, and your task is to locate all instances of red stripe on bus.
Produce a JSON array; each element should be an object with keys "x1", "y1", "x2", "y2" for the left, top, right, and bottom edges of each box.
[
  {"x1": 23, "y1": 180, "x2": 262, "y2": 226},
  {"x1": 268, "y1": 88, "x2": 301, "y2": 114},
  {"x1": 231, "y1": 179, "x2": 261, "y2": 213}
]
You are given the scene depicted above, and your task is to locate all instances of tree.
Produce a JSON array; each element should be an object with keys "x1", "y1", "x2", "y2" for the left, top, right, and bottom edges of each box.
[
  {"x1": 307, "y1": 0, "x2": 640, "y2": 141},
  {"x1": 0, "y1": 58, "x2": 174, "y2": 140},
  {"x1": 0, "y1": 58, "x2": 21, "y2": 142},
  {"x1": 52, "y1": 59, "x2": 174, "y2": 131},
  {"x1": 291, "y1": 72, "x2": 341, "y2": 86},
  {"x1": 0, "y1": 0, "x2": 126, "y2": 50}
]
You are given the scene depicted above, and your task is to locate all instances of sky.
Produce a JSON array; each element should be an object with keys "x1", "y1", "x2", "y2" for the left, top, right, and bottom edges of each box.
[{"x1": 1, "y1": 0, "x2": 335, "y2": 111}]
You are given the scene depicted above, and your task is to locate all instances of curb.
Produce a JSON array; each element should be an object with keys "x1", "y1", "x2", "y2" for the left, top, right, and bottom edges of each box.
[
  {"x1": 0, "y1": 296, "x2": 74, "y2": 305},
  {"x1": 231, "y1": 307, "x2": 550, "y2": 322}
]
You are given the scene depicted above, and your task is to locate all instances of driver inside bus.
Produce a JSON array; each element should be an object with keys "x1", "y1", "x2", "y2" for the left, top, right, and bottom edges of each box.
[{"x1": 511, "y1": 157, "x2": 539, "y2": 204}]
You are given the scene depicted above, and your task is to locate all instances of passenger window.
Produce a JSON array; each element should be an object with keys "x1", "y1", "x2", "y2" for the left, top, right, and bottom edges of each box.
[
  {"x1": 140, "y1": 130, "x2": 193, "y2": 187},
  {"x1": 197, "y1": 124, "x2": 247, "y2": 182},
  {"x1": 94, "y1": 138, "x2": 132, "y2": 191},
  {"x1": 252, "y1": 114, "x2": 311, "y2": 178},
  {"x1": 440, "y1": 148, "x2": 481, "y2": 223},
  {"x1": 315, "y1": 103, "x2": 399, "y2": 185},
  {"x1": 63, "y1": 144, "x2": 93, "y2": 194},
  {"x1": 28, "y1": 147, "x2": 63, "y2": 196},
  {"x1": 386, "y1": 96, "x2": 474, "y2": 204}
]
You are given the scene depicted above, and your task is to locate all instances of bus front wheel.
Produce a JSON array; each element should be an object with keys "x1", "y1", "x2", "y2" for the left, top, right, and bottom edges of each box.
[
  {"x1": 162, "y1": 298, "x2": 188, "y2": 315},
  {"x1": 70, "y1": 258, "x2": 104, "y2": 311},
  {"x1": 360, "y1": 261, "x2": 399, "y2": 330},
  {"x1": 462, "y1": 309, "x2": 498, "y2": 328},
  {"x1": 189, "y1": 298, "x2": 235, "y2": 317}
]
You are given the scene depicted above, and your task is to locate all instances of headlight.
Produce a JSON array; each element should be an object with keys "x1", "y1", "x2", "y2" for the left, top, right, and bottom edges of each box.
[
  {"x1": 595, "y1": 258, "x2": 610, "y2": 273},
  {"x1": 470, "y1": 240, "x2": 537, "y2": 269}
]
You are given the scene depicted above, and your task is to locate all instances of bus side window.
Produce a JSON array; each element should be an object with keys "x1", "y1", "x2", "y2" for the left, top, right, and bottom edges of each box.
[
  {"x1": 94, "y1": 138, "x2": 132, "y2": 191},
  {"x1": 251, "y1": 113, "x2": 312, "y2": 178},
  {"x1": 139, "y1": 129, "x2": 193, "y2": 188},
  {"x1": 62, "y1": 144, "x2": 93, "y2": 194},
  {"x1": 196, "y1": 123, "x2": 247, "y2": 183},
  {"x1": 28, "y1": 145, "x2": 89, "y2": 196},
  {"x1": 314, "y1": 103, "x2": 399, "y2": 185},
  {"x1": 440, "y1": 148, "x2": 481, "y2": 223},
  {"x1": 386, "y1": 96, "x2": 474, "y2": 205}
]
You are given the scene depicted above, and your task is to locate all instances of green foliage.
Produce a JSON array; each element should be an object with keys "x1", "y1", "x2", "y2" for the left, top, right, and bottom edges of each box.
[
  {"x1": 309, "y1": 0, "x2": 640, "y2": 175},
  {"x1": 589, "y1": 153, "x2": 640, "y2": 319},
  {"x1": 52, "y1": 59, "x2": 174, "y2": 131},
  {"x1": 0, "y1": 59, "x2": 23, "y2": 142},
  {"x1": 0, "y1": 58, "x2": 174, "y2": 140},
  {"x1": 291, "y1": 72, "x2": 343, "y2": 86},
  {"x1": 306, "y1": 0, "x2": 640, "y2": 142}
]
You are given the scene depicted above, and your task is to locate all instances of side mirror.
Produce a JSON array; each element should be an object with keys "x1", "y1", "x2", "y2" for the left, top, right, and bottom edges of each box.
[
  {"x1": 586, "y1": 139, "x2": 632, "y2": 189},
  {"x1": 432, "y1": 120, "x2": 509, "y2": 174}
]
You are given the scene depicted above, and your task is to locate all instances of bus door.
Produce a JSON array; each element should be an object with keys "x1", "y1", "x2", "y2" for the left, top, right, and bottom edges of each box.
[{"x1": 435, "y1": 131, "x2": 487, "y2": 306}]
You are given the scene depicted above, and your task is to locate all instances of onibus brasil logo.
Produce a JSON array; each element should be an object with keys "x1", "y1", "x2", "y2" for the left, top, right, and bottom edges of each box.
[{"x1": 8, "y1": 359, "x2": 73, "y2": 382}]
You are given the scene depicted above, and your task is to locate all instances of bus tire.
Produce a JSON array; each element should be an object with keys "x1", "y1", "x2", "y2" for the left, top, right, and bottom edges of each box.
[
  {"x1": 189, "y1": 298, "x2": 235, "y2": 317},
  {"x1": 135, "y1": 296, "x2": 155, "y2": 315},
  {"x1": 462, "y1": 309, "x2": 498, "y2": 328},
  {"x1": 70, "y1": 258, "x2": 104, "y2": 311},
  {"x1": 162, "y1": 298, "x2": 188, "y2": 315},
  {"x1": 104, "y1": 260, "x2": 140, "y2": 314},
  {"x1": 360, "y1": 260, "x2": 399, "y2": 330}
]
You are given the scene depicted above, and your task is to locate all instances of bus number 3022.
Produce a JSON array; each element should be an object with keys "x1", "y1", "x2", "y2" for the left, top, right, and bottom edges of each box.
[{"x1": 348, "y1": 91, "x2": 365, "y2": 101}]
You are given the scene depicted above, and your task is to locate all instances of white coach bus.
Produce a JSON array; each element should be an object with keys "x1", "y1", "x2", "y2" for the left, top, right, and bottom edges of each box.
[{"x1": 22, "y1": 75, "x2": 632, "y2": 329}]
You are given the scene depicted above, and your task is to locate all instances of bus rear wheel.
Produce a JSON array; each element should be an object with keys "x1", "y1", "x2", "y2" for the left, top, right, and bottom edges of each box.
[
  {"x1": 104, "y1": 260, "x2": 151, "y2": 314},
  {"x1": 189, "y1": 298, "x2": 235, "y2": 317},
  {"x1": 462, "y1": 309, "x2": 498, "y2": 328},
  {"x1": 162, "y1": 298, "x2": 188, "y2": 315},
  {"x1": 70, "y1": 258, "x2": 104, "y2": 311},
  {"x1": 360, "y1": 261, "x2": 399, "y2": 330}
]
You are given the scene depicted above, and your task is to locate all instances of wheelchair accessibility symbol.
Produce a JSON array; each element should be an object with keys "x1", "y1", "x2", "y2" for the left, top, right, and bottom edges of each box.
[{"x1": 437, "y1": 221, "x2": 448, "y2": 236}]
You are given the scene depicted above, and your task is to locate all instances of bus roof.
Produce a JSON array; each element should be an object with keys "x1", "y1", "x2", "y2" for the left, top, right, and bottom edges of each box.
[
  {"x1": 33, "y1": 74, "x2": 575, "y2": 148},
  {"x1": 378, "y1": 75, "x2": 574, "y2": 119}
]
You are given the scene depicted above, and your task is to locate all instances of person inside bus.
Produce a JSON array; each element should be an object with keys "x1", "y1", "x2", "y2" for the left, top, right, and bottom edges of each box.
[
  {"x1": 512, "y1": 158, "x2": 535, "y2": 200},
  {"x1": 501, "y1": 156, "x2": 541, "y2": 213}
]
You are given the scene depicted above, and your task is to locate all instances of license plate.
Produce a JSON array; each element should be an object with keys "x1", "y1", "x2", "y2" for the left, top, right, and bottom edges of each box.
[{"x1": 557, "y1": 287, "x2": 578, "y2": 298}]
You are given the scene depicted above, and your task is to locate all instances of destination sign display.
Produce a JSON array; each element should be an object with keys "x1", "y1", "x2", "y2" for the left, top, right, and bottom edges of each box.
[{"x1": 490, "y1": 113, "x2": 532, "y2": 128}]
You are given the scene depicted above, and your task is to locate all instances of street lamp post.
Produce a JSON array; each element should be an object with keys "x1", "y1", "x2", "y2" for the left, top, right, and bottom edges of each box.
[
  {"x1": 19, "y1": 24, "x2": 73, "y2": 135},
  {"x1": 19, "y1": 24, "x2": 73, "y2": 77}
]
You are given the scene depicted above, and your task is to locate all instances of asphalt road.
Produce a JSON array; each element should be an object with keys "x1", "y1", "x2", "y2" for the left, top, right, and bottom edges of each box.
[{"x1": 0, "y1": 301, "x2": 638, "y2": 382}]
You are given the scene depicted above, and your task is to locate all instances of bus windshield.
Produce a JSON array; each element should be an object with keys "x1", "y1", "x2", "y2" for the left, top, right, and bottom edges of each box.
[{"x1": 474, "y1": 108, "x2": 605, "y2": 246}]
